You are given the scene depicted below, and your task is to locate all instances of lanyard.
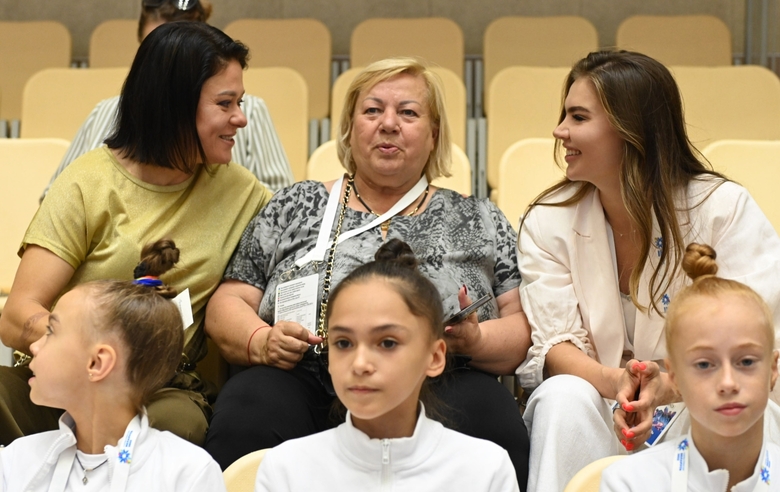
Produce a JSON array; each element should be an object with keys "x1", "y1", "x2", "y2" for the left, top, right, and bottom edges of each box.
[
  {"x1": 295, "y1": 175, "x2": 428, "y2": 267},
  {"x1": 671, "y1": 436, "x2": 770, "y2": 492},
  {"x1": 49, "y1": 415, "x2": 142, "y2": 492}
]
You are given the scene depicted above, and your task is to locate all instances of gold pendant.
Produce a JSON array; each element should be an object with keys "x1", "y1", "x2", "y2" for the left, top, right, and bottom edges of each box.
[{"x1": 381, "y1": 220, "x2": 390, "y2": 232}]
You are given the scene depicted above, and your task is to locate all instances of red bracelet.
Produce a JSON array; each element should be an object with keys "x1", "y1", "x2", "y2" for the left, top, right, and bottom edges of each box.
[{"x1": 247, "y1": 326, "x2": 268, "y2": 366}]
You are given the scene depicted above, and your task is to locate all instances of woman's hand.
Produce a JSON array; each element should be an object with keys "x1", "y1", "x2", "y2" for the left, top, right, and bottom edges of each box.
[
  {"x1": 443, "y1": 286, "x2": 484, "y2": 356},
  {"x1": 613, "y1": 360, "x2": 677, "y2": 449},
  {"x1": 252, "y1": 321, "x2": 322, "y2": 370}
]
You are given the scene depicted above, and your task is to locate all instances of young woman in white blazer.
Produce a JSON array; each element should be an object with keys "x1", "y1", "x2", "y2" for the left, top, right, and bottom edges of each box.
[{"x1": 516, "y1": 50, "x2": 780, "y2": 492}]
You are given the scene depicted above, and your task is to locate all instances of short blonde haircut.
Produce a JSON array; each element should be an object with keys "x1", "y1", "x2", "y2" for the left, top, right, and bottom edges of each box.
[
  {"x1": 665, "y1": 243, "x2": 775, "y2": 358},
  {"x1": 337, "y1": 57, "x2": 452, "y2": 182}
]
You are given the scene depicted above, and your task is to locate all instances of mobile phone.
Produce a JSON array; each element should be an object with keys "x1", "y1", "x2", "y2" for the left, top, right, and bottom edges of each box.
[{"x1": 443, "y1": 293, "x2": 493, "y2": 326}]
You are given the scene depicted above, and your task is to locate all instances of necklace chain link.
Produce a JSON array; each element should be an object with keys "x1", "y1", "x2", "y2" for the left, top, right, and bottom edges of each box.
[
  {"x1": 313, "y1": 176, "x2": 353, "y2": 353},
  {"x1": 351, "y1": 177, "x2": 429, "y2": 232}
]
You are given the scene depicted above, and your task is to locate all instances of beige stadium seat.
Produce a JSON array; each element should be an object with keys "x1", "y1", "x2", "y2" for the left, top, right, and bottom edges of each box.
[
  {"x1": 702, "y1": 139, "x2": 780, "y2": 235},
  {"x1": 671, "y1": 65, "x2": 780, "y2": 148},
  {"x1": 563, "y1": 455, "x2": 627, "y2": 492},
  {"x1": 351, "y1": 18, "x2": 464, "y2": 79},
  {"x1": 307, "y1": 140, "x2": 472, "y2": 196},
  {"x1": 20, "y1": 68, "x2": 129, "y2": 140},
  {"x1": 616, "y1": 15, "x2": 731, "y2": 66},
  {"x1": 496, "y1": 138, "x2": 565, "y2": 226},
  {"x1": 487, "y1": 66, "x2": 570, "y2": 200},
  {"x1": 329, "y1": 66, "x2": 466, "y2": 150},
  {"x1": 0, "y1": 21, "x2": 72, "y2": 121},
  {"x1": 223, "y1": 448, "x2": 268, "y2": 492},
  {"x1": 483, "y1": 16, "x2": 597, "y2": 108},
  {"x1": 89, "y1": 20, "x2": 139, "y2": 68},
  {"x1": 224, "y1": 19, "x2": 331, "y2": 120},
  {"x1": 243, "y1": 67, "x2": 309, "y2": 182},
  {"x1": 0, "y1": 139, "x2": 70, "y2": 309}
]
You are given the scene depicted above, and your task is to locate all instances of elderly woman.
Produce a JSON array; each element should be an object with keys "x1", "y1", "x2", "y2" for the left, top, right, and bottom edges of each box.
[
  {"x1": 0, "y1": 22, "x2": 271, "y2": 446},
  {"x1": 41, "y1": 0, "x2": 293, "y2": 198},
  {"x1": 204, "y1": 57, "x2": 531, "y2": 486},
  {"x1": 517, "y1": 51, "x2": 780, "y2": 492}
]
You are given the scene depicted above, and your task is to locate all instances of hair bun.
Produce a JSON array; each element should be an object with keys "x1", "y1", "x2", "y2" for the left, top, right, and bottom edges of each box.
[
  {"x1": 682, "y1": 243, "x2": 718, "y2": 281},
  {"x1": 133, "y1": 239, "x2": 180, "y2": 298},
  {"x1": 374, "y1": 238, "x2": 418, "y2": 269}
]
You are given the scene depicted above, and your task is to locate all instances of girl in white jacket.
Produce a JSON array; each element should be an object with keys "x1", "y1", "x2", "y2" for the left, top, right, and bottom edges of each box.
[
  {"x1": 601, "y1": 243, "x2": 780, "y2": 491},
  {"x1": 255, "y1": 239, "x2": 519, "y2": 491},
  {"x1": 0, "y1": 240, "x2": 225, "y2": 492}
]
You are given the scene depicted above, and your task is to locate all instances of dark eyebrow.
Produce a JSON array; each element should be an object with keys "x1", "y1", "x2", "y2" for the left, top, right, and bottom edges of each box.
[
  {"x1": 566, "y1": 106, "x2": 591, "y2": 114},
  {"x1": 329, "y1": 324, "x2": 409, "y2": 335},
  {"x1": 217, "y1": 90, "x2": 243, "y2": 97}
]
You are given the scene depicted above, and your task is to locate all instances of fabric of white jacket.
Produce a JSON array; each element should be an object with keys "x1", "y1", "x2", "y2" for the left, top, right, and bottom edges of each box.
[
  {"x1": 255, "y1": 406, "x2": 520, "y2": 492},
  {"x1": 0, "y1": 412, "x2": 226, "y2": 492},
  {"x1": 517, "y1": 177, "x2": 780, "y2": 390},
  {"x1": 601, "y1": 432, "x2": 780, "y2": 491}
]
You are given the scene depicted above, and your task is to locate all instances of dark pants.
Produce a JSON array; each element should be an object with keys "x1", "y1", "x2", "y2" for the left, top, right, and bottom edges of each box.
[{"x1": 205, "y1": 364, "x2": 529, "y2": 491}]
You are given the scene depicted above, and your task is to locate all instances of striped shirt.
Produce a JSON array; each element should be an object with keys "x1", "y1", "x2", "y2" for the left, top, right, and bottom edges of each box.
[{"x1": 42, "y1": 94, "x2": 294, "y2": 199}]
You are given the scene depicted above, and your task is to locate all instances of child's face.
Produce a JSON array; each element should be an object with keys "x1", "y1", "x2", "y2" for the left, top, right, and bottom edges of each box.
[
  {"x1": 667, "y1": 293, "x2": 778, "y2": 440},
  {"x1": 29, "y1": 288, "x2": 96, "y2": 409},
  {"x1": 327, "y1": 279, "x2": 445, "y2": 437}
]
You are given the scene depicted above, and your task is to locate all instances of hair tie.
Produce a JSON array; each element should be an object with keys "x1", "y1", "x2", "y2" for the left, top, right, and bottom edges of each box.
[{"x1": 133, "y1": 276, "x2": 163, "y2": 287}]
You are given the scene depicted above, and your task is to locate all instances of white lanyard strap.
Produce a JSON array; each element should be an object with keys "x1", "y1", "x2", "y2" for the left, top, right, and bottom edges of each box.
[
  {"x1": 671, "y1": 436, "x2": 770, "y2": 491},
  {"x1": 295, "y1": 175, "x2": 428, "y2": 267},
  {"x1": 109, "y1": 415, "x2": 142, "y2": 492}
]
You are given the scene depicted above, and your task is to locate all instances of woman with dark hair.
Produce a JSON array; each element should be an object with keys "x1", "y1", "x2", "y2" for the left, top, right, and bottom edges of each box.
[
  {"x1": 41, "y1": 0, "x2": 293, "y2": 198},
  {"x1": 517, "y1": 50, "x2": 780, "y2": 491},
  {"x1": 0, "y1": 21, "x2": 271, "y2": 447}
]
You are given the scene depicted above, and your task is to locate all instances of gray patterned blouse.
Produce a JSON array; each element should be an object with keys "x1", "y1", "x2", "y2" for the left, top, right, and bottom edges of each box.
[{"x1": 225, "y1": 181, "x2": 521, "y2": 324}]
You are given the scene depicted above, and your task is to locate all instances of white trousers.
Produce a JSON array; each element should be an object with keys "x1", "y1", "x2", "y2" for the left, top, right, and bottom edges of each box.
[{"x1": 523, "y1": 374, "x2": 780, "y2": 492}]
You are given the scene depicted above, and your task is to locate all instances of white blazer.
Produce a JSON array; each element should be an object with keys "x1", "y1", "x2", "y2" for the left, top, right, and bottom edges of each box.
[{"x1": 517, "y1": 177, "x2": 780, "y2": 390}]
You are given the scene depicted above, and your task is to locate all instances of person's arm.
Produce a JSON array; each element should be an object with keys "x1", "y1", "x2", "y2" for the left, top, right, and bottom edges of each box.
[
  {"x1": 0, "y1": 246, "x2": 75, "y2": 353},
  {"x1": 444, "y1": 288, "x2": 531, "y2": 375},
  {"x1": 236, "y1": 95, "x2": 294, "y2": 192},
  {"x1": 205, "y1": 280, "x2": 320, "y2": 368}
]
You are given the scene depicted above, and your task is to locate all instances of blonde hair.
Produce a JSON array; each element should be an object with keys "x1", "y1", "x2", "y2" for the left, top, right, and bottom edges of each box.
[
  {"x1": 337, "y1": 57, "x2": 452, "y2": 182},
  {"x1": 521, "y1": 50, "x2": 727, "y2": 315},
  {"x1": 664, "y1": 243, "x2": 774, "y2": 357}
]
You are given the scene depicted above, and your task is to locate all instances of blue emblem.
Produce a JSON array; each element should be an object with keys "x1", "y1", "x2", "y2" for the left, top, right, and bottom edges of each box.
[
  {"x1": 654, "y1": 237, "x2": 663, "y2": 257},
  {"x1": 677, "y1": 439, "x2": 688, "y2": 451},
  {"x1": 761, "y1": 466, "x2": 770, "y2": 483},
  {"x1": 662, "y1": 294, "x2": 671, "y2": 312},
  {"x1": 118, "y1": 449, "x2": 132, "y2": 464}
]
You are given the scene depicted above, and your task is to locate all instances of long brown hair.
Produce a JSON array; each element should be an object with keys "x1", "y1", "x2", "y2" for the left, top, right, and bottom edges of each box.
[{"x1": 520, "y1": 50, "x2": 726, "y2": 315}]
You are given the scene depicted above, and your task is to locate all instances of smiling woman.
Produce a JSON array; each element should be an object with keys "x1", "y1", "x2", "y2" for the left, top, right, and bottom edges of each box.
[
  {"x1": 516, "y1": 50, "x2": 780, "y2": 492},
  {"x1": 0, "y1": 22, "x2": 272, "y2": 448}
]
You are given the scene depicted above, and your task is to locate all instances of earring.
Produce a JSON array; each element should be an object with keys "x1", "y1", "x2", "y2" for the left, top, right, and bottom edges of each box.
[{"x1": 88, "y1": 373, "x2": 94, "y2": 379}]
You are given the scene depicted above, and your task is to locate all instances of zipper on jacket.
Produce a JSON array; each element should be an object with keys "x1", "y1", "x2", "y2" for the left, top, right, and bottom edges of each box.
[{"x1": 381, "y1": 439, "x2": 391, "y2": 489}]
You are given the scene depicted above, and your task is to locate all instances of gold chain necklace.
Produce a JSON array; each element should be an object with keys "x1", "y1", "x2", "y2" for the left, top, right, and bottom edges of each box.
[
  {"x1": 314, "y1": 178, "x2": 353, "y2": 353},
  {"x1": 350, "y1": 176, "x2": 429, "y2": 232}
]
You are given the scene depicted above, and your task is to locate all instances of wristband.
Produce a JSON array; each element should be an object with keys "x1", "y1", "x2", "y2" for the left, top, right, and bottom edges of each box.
[{"x1": 247, "y1": 326, "x2": 268, "y2": 365}]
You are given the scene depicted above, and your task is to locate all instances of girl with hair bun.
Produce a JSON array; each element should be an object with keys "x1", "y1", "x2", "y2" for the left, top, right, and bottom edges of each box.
[
  {"x1": 602, "y1": 243, "x2": 780, "y2": 491},
  {"x1": 0, "y1": 240, "x2": 226, "y2": 491},
  {"x1": 255, "y1": 239, "x2": 519, "y2": 492}
]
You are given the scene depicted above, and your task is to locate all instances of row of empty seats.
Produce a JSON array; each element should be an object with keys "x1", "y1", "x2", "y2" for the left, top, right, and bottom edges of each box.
[{"x1": 0, "y1": 15, "x2": 737, "y2": 123}]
